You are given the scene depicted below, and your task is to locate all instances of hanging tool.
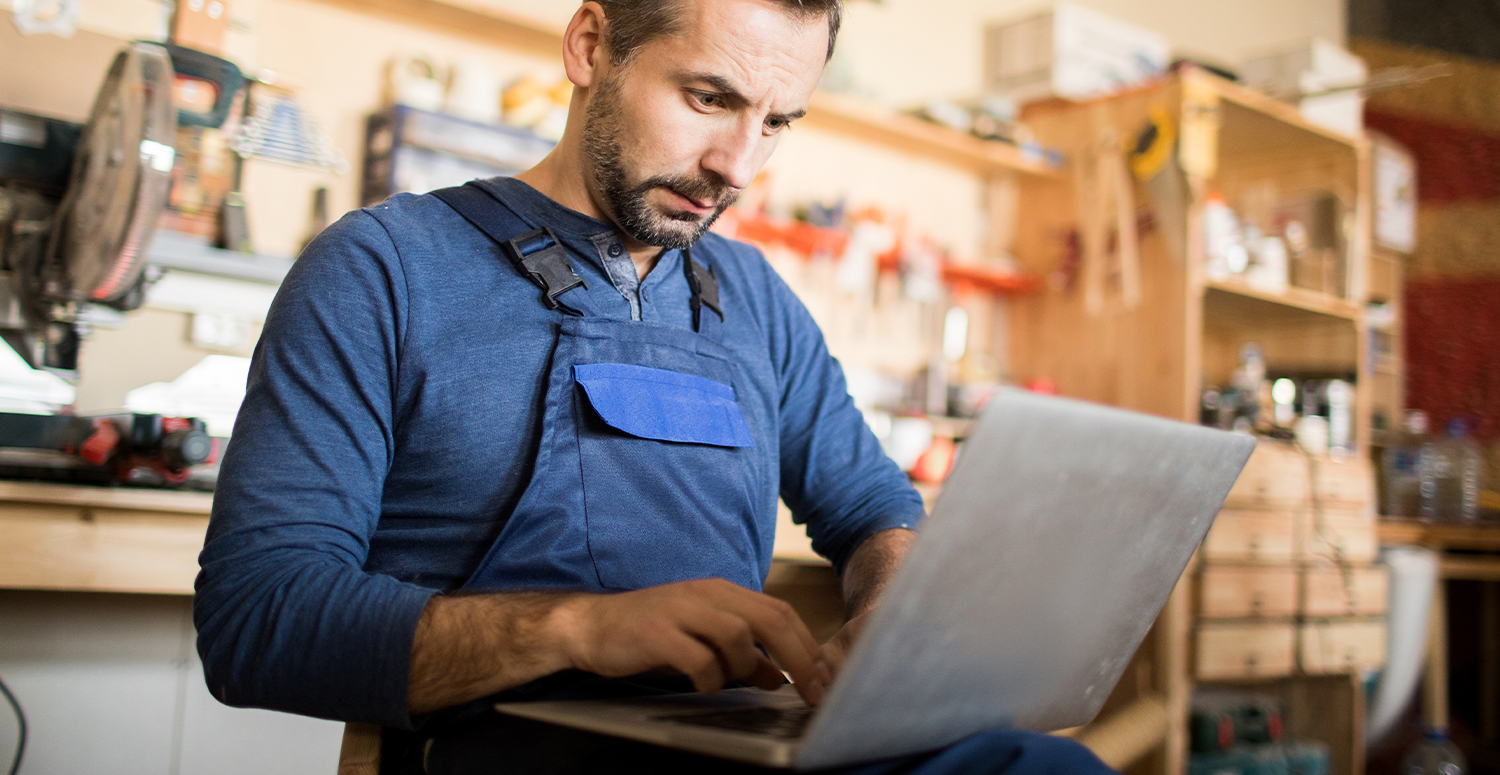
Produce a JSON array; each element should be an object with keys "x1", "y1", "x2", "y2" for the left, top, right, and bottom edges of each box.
[
  {"x1": 1073, "y1": 120, "x2": 1141, "y2": 316},
  {"x1": 1131, "y1": 105, "x2": 1190, "y2": 266}
]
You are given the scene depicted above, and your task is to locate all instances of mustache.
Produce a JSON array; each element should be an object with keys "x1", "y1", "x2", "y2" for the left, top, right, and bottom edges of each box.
[{"x1": 636, "y1": 173, "x2": 735, "y2": 208}]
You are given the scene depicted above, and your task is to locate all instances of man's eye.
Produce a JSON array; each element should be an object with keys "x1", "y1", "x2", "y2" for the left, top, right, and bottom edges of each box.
[
  {"x1": 765, "y1": 117, "x2": 792, "y2": 133},
  {"x1": 693, "y1": 92, "x2": 723, "y2": 108}
]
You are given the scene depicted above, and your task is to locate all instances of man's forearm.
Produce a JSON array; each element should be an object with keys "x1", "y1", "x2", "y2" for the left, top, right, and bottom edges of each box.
[
  {"x1": 840, "y1": 527, "x2": 917, "y2": 620},
  {"x1": 408, "y1": 578, "x2": 833, "y2": 716},
  {"x1": 408, "y1": 592, "x2": 579, "y2": 715}
]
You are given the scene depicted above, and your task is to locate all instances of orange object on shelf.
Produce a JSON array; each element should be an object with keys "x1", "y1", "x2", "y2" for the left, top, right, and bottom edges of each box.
[
  {"x1": 730, "y1": 210, "x2": 848, "y2": 258},
  {"x1": 911, "y1": 435, "x2": 957, "y2": 484},
  {"x1": 941, "y1": 262, "x2": 1041, "y2": 295},
  {"x1": 728, "y1": 208, "x2": 1040, "y2": 297}
]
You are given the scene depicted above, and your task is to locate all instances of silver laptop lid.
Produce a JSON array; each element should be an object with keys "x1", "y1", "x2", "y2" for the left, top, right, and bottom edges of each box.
[{"x1": 796, "y1": 390, "x2": 1254, "y2": 769}]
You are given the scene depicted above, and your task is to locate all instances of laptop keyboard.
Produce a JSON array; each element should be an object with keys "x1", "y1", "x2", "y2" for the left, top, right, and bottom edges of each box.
[{"x1": 654, "y1": 705, "x2": 816, "y2": 739}]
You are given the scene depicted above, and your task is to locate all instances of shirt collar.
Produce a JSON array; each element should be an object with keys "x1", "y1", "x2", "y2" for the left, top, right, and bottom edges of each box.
[
  {"x1": 474, "y1": 176, "x2": 617, "y2": 241},
  {"x1": 472, "y1": 176, "x2": 681, "y2": 284}
]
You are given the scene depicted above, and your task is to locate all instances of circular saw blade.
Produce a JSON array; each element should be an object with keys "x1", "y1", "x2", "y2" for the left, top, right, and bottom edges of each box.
[{"x1": 60, "y1": 42, "x2": 177, "y2": 308}]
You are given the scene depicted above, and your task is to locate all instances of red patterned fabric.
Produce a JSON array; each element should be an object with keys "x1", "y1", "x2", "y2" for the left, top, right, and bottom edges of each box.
[
  {"x1": 1405, "y1": 277, "x2": 1500, "y2": 439},
  {"x1": 1365, "y1": 110, "x2": 1500, "y2": 204}
]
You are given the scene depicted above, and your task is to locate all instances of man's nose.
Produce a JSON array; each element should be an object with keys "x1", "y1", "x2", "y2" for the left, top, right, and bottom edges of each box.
[{"x1": 701, "y1": 118, "x2": 763, "y2": 192}]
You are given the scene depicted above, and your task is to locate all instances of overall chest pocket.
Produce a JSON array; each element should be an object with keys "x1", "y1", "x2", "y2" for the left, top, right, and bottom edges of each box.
[{"x1": 572, "y1": 363, "x2": 762, "y2": 590}]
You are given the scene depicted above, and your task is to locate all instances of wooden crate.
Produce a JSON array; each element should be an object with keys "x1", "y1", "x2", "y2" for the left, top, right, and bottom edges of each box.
[
  {"x1": 1195, "y1": 622, "x2": 1297, "y2": 680},
  {"x1": 1301, "y1": 564, "x2": 1389, "y2": 617},
  {"x1": 1202, "y1": 509, "x2": 1296, "y2": 563},
  {"x1": 1198, "y1": 565, "x2": 1299, "y2": 618},
  {"x1": 1299, "y1": 618, "x2": 1387, "y2": 674}
]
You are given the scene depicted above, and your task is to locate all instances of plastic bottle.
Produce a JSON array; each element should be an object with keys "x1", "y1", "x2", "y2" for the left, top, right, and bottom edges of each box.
[
  {"x1": 1401, "y1": 728, "x2": 1466, "y2": 775},
  {"x1": 1420, "y1": 419, "x2": 1484, "y2": 522},
  {"x1": 1448, "y1": 419, "x2": 1484, "y2": 522},
  {"x1": 1383, "y1": 411, "x2": 1429, "y2": 517}
]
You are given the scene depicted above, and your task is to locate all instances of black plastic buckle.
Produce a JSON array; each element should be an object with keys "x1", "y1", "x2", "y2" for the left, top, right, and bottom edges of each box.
[
  {"x1": 684, "y1": 253, "x2": 722, "y2": 321},
  {"x1": 503, "y1": 227, "x2": 587, "y2": 310}
]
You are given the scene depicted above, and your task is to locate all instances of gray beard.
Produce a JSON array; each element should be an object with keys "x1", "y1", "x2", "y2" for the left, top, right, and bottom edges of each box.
[{"x1": 581, "y1": 75, "x2": 739, "y2": 249}]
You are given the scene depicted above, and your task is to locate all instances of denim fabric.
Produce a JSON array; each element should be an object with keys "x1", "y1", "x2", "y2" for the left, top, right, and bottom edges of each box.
[
  {"x1": 409, "y1": 711, "x2": 1119, "y2": 775},
  {"x1": 573, "y1": 363, "x2": 756, "y2": 447},
  {"x1": 193, "y1": 176, "x2": 925, "y2": 728}
]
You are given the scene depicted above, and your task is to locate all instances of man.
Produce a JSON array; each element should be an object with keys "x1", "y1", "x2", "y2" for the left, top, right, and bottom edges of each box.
[{"x1": 194, "y1": 1, "x2": 1114, "y2": 772}]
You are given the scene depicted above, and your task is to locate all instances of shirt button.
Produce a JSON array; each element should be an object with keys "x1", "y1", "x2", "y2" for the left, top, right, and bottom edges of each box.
[
  {"x1": 607, "y1": 243, "x2": 623, "y2": 257},
  {"x1": 640, "y1": 288, "x2": 649, "y2": 302}
]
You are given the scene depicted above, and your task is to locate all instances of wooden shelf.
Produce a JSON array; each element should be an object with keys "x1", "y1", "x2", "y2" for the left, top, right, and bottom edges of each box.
[
  {"x1": 1187, "y1": 67, "x2": 1364, "y2": 162},
  {"x1": 1203, "y1": 280, "x2": 1361, "y2": 325},
  {"x1": 802, "y1": 91, "x2": 1061, "y2": 177},
  {"x1": 1378, "y1": 517, "x2": 1500, "y2": 551},
  {"x1": 308, "y1": 0, "x2": 566, "y2": 56},
  {"x1": 306, "y1": 0, "x2": 1060, "y2": 178}
]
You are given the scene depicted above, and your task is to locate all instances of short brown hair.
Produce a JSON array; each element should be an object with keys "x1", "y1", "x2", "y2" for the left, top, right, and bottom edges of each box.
[{"x1": 591, "y1": 0, "x2": 842, "y2": 65}]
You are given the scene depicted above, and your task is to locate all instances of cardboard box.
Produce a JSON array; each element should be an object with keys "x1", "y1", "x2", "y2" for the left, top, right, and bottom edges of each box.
[
  {"x1": 1240, "y1": 39, "x2": 1367, "y2": 137},
  {"x1": 983, "y1": 4, "x2": 1170, "y2": 103}
]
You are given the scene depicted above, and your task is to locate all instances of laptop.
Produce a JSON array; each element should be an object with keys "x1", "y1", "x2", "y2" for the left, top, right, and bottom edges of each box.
[{"x1": 497, "y1": 390, "x2": 1256, "y2": 769}]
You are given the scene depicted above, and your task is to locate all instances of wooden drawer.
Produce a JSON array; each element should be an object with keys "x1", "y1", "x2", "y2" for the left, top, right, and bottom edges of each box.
[
  {"x1": 1299, "y1": 618, "x2": 1386, "y2": 674},
  {"x1": 1195, "y1": 622, "x2": 1297, "y2": 680},
  {"x1": 1223, "y1": 443, "x2": 1309, "y2": 509},
  {"x1": 1222, "y1": 442, "x2": 1372, "y2": 511},
  {"x1": 1198, "y1": 566, "x2": 1298, "y2": 618},
  {"x1": 1298, "y1": 515, "x2": 1379, "y2": 563},
  {"x1": 1310, "y1": 458, "x2": 1374, "y2": 508},
  {"x1": 1302, "y1": 565, "x2": 1389, "y2": 617},
  {"x1": 1202, "y1": 510, "x2": 1295, "y2": 563}
]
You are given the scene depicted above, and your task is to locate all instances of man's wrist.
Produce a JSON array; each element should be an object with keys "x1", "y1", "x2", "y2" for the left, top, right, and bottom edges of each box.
[
  {"x1": 539, "y1": 593, "x2": 591, "y2": 674},
  {"x1": 842, "y1": 527, "x2": 917, "y2": 619}
]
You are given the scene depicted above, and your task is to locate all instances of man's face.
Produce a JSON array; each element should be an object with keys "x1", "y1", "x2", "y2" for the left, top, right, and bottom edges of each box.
[{"x1": 581, "y1": 0, "x2": 829, "y2": 250}]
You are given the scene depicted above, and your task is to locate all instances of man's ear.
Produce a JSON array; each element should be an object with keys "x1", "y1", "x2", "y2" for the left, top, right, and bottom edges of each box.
[{"x1": 563, "y1": 2, "x2": 608, "y2": 89}]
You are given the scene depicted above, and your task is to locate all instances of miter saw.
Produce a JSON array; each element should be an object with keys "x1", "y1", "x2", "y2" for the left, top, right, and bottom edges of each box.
[{"x1": 0, "y1": 40, "x2": 242, "y2": 485}]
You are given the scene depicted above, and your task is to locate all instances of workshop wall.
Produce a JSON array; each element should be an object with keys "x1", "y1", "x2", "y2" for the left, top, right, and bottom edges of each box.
[
  {"x1": 1353, "y1": 37, "x2": 1500, "y2": 486},
  {"x1": 418, "y1": 0, "x2": 1347, "y2": 107}
]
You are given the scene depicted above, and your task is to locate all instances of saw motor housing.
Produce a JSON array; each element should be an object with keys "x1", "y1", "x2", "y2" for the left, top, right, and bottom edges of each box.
[{"x1": 0, "y1": 41, "x2": 181, "y2": 376}]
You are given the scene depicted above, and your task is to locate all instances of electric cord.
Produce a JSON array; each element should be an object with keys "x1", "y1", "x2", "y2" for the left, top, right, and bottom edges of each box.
[{"x1": 0, "y1": 671, "x2": 24, "y2": 775}]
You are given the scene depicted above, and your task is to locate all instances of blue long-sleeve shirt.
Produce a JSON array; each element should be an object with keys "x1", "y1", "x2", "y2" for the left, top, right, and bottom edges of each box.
[{"x1": 193, "y1": 177, "x2": 925, "y2": 728}]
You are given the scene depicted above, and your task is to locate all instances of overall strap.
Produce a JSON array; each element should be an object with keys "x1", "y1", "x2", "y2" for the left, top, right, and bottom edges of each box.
[
  {"x1": 432, "y1": 184, "x2": 597, "y2": 317},
  {"x1": 682, "y1": 246, "x2": 724, "y2": 343}
]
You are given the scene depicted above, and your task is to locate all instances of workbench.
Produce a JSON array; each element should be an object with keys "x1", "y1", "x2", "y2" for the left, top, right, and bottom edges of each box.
[{"x1": 0, "y1": 481, "x2": 212, "y2": 595}]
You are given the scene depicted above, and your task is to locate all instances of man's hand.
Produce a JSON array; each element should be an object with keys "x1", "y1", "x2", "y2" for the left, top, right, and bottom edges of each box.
[
  {"x1": 819, "y1": 611, "x2": 867, "y2": 674},
  {"x1": 558, "y1": 578, "x2": 831, "y2": 703},
  {"x1": 408, "y1": 579, "x2": 831, "y2": 715}
]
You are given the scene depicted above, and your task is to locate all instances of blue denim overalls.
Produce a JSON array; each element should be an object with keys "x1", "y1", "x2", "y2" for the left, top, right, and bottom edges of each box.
[{"x1": 432, "y1": 183, "x2": 767, "y2": 593}]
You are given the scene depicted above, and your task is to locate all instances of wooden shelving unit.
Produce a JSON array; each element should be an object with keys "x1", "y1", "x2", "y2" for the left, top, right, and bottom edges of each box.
[
  {"x1": 1008, "y1": 69, "x2": 1375, "y2": 775},
  {"x1": 1203, "y1": 281, "x2": 1362, "y2": 323}
]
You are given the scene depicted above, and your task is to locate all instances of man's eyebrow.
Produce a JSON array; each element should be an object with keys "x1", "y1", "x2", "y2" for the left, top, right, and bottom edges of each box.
[{"x1": 685, "y1": 72, "x2": 807, "y2": 123}]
